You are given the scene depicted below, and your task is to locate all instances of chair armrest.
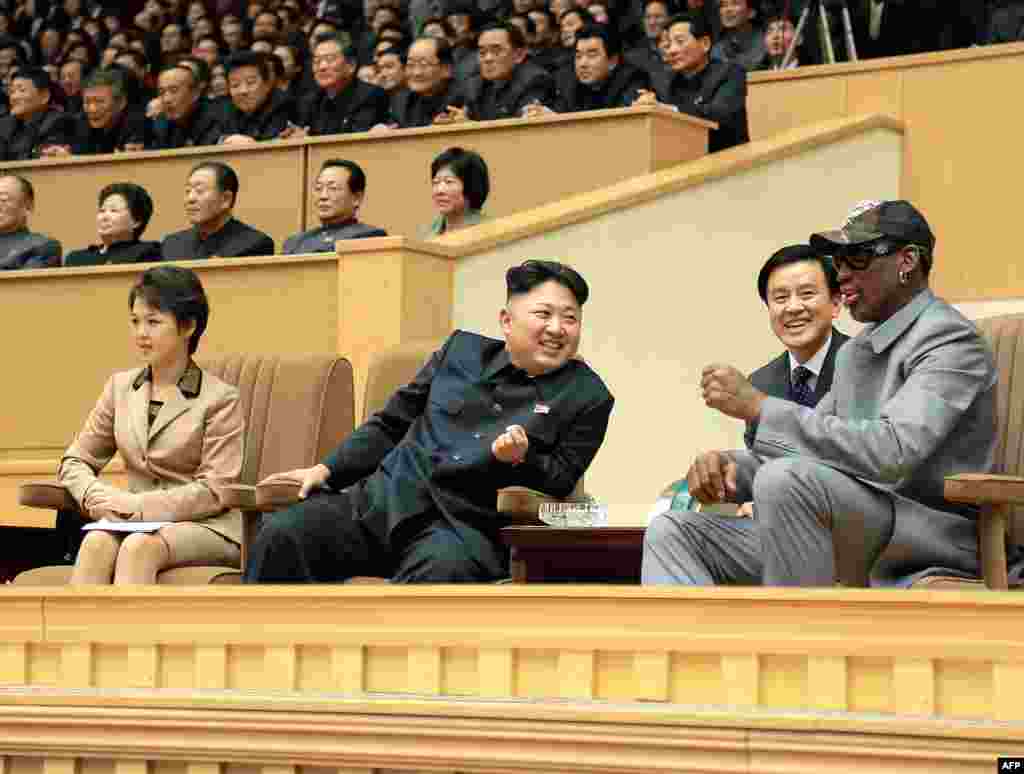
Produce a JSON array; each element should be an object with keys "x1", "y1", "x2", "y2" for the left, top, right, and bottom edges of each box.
[
  {"x1": 944, "y1": 473, "x2": 1024, "y2": 505},
  {"x1": 255, "y1": 480, "x2": 303, "y2": 511},
  {"x1": 18, "y1": 481, "x2": 78, "y2": 511},
  {"x1": 220, "y1": 484, "x2": 257, "y2": 510}
]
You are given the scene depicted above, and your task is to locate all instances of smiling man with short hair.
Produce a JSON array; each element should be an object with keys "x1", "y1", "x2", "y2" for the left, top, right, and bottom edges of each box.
[{"x1": 246, "y1": 259, "x2": 614, "y2": 584}]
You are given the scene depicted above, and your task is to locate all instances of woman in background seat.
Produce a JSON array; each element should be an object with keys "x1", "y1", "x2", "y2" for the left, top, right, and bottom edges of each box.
[
  {"x1": 422, "y1": 146, "x2": 490, "y2": 237},
  {"x1": 64, "y1": 183, "x2": 162, "y2": 267},
  {"x1": 60, "y1": 266, "x2": 244, "y2": 583}
]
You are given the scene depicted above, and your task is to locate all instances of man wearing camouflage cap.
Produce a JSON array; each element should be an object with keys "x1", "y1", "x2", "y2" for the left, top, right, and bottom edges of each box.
[{"x1": 644, "y1": 200, "x2": 1022, "y2": 587}]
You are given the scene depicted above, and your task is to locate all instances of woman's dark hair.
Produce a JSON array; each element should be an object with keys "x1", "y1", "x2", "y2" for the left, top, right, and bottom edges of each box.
[
  {"x1": 506, "y1": 260, "x2": 589, "y2": 306},
  {"x1": 129, "y1": 266, "x2": 210, "y2": 355},
  {"x1": 430, "y1": 146, "x2": 490, "y2": 211},
  {"x1": 99, "y1": 182, "x2": 154, "y2": 240}
]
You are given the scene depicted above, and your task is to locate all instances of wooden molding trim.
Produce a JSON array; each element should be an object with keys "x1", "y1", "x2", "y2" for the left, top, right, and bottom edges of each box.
[
  {"x1": 423, "y1": 113, "x2": 903, "y2": 258},
  {"x1": 749, "y1": 40, "x2": 1024, "y2": 83},
  {"x1": 0, "y1": 689, "x2": 1017, "y2": 772}
]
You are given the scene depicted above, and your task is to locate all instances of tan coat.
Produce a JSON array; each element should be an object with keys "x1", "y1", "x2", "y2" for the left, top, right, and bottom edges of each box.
[{"x1": 58, "y1": 363, "x2": 244, "y2": 545}]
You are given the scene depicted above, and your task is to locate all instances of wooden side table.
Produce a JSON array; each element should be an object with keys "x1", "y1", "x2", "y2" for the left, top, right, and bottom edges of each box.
[{"x1": 499, "y1": 526, "x2": 646, "y2": 583}]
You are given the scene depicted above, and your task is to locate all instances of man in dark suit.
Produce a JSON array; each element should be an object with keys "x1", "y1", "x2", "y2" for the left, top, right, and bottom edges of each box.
[
  {"x1": 637, "y1": 12, "x2": 749, "y2": 153},
  {"x1": 161, "y1": 161, "x2": 274, "y2": 261},
  {"x1": 285, "y1": 34, "x2": 390, "y2": 137},
  {"x1": 460, "y1": 22, "x2": 556, "y2": 121},
  {"x1": 0, "y1": 174, "x2": 62, "y2": 270},
  {"x1": 245, "y1": 260, "x2": 615, "y2": 584},
  {"x1": 0, "y1": 67, "x2": 74, "y2": 161},
  {"x1": 744, "y1": 244, "x2": 849, "y2": 449},
  {"x1": 283, "y1": 159, "x2": 387, "y2": 255}
]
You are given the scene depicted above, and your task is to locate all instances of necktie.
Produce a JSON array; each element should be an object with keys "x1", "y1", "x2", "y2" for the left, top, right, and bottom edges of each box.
[{"x1": 790, "y1": 366, "x2": 816, "y2": 408}]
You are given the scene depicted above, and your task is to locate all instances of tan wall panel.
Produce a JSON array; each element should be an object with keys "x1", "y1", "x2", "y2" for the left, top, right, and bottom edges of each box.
[
  {"x1": 452, "y1": 129, "x2": 902, "y2": 525},
  {"x1": 748, "y1": 45, "x2": 1024, "y2": 299},
  {"x1": 0, "y1": 256, "x2": 337, "y2": 463},
  {"x1": 747, "y1": 77, "x2": 847, "y2": 140},
  {"x1": 899, "y1": 56, "x2": 1024, "y2": 300},
  {"x1": 306, "y1": 110, "x2": 707, "y2": 240},
  {"x1": 11, "y1": 143, "x2": 306, "y2": 254}
]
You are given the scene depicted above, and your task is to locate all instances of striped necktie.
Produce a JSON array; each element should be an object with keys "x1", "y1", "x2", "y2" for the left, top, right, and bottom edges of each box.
[{"x1": 790, "y1": 366, "x2": 816, "y2": 408}]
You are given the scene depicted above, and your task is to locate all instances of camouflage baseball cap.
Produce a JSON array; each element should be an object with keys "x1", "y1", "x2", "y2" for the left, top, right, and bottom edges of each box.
[{"x1": 810, "y1": 200, "x2": 935, "y2": 254}]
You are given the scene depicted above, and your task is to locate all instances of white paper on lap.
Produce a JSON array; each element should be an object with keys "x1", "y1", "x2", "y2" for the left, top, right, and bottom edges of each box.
[{"x1": 82, "y1": 519, "x2": 172, "y2": 533}]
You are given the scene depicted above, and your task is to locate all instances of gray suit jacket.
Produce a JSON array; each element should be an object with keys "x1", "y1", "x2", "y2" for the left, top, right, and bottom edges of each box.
[
  {"x1": 0, "y1": 229, "x2": 62, "y2": 270},
  {"x1": 744, "y1": 328, "x2": 849, "y2": 449},
  {"x1": 740, "y1": 289, "x2": 1018, "y2": 585}
]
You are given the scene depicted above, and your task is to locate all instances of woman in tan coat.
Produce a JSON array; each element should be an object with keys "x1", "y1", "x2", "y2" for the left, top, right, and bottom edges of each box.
[{"x1": 60, "y1": 266, "x2": 244, "y2": 584}]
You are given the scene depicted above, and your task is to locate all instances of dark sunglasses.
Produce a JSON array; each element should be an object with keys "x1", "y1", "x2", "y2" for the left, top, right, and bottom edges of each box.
[{"x1": 828, "y1": 242, "x2": 907, "y2": 273}]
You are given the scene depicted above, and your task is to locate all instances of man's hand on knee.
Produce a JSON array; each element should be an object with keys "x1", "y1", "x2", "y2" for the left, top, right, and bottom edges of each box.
[
  {"x1": 297, "y1": 464, "x2": 331, "y2": 498},
  {"x1": 687, "y1": 451, "x2": 737, "y2": 504}
]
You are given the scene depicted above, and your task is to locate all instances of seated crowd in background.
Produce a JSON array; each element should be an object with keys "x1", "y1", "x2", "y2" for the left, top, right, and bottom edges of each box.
[
  {"x1": 0, "y1": 140, "x2": 493, "y2": 268},
  {"x1": 0, "y1": 0, "x2": 1011, "y2": 162}
]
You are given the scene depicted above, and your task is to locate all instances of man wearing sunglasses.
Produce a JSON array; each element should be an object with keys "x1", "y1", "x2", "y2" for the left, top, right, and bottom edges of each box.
[{"x1": 644, "y1": 200, "x2": 1021, "y2": 588}]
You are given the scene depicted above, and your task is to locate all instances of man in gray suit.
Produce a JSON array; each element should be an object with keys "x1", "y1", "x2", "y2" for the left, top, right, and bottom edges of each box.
[{"x1": 644, "y1": 200, "x2": 1018, "y2": 587}]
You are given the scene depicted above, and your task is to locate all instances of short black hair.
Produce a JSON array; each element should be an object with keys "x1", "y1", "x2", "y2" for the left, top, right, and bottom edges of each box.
[
  {"x1": 320, "y1": 158, "x2": 367, "y2": 195},
  {"x1": 478, "y1": 21, "x2": 527, "y2": 50},
  {"x1": 667, "y1": 11, "x2": 710, "y2": 40},
  {"x1": 129, "y1": 266, "x2": 210, "y2": 355},
  {"x1": 575, "y1": 22, "x2": 621, "y2": 56},
  {"x1": 506, "y1": 260, "x2": 590, "y2": 306},
  {"x1": 431, "y1": 147, "x2": 490, "y2": 211},
  {"x1": 254, "y1": 9, "x2": 282, "y2": 28},
  {"x1": 312, "y1": 33, "x2": 357, "y2": 62},
  {"x1": 11, "y1": 67, "x2": 53, "y2": 96},
  {"x1": 375, "y1": 44, "x2": 405, "y2": 63},
  {"x1": 412, "y1": 35, "x2": 454, "y2": 66},
  {"x1": 99, "y1": 182, "x2": 154, "y2": 240},
  {"x1": 225, "y1": 49, "x2": 274, "y2": 80},
  {"x1": 509, "y1": 13, "x2": 536, "y2": 38},
  {"x1": 757, "y1": 244, "x2": 840, "y2": 304},
  {"x1": 1, "y1": 174, "x2": 34, "y2": 207},
  {"x1": 115, "y1": 49, "x2": 149, "y2": 73},
  {"x1": 190, "y1": 161, "x2": 240, "y2": 207},
  {"x1": 644, "y1": 0, "x2": 673, "y2": 11}
]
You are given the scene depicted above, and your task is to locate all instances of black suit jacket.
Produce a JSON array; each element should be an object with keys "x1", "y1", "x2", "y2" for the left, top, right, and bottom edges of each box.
[
  {"x1": 295, "y1": 80, "x2": 390, "y2": 136},
  {"x1": 64, "y1": 240, "x2": 163, "y2": 267},
  {"x1": 161, "y1": 217, "x2": 274, "y2": 261},
  {"x1": 744, "y1": 328, "x2": 850, "y2": 449},
  {"x1": 0, "y1": 109, "x2": 75, "y2": 160},
  {"x1": 464, "y1": 62, "x2": 556, "y2": 121},
  {"x1": 653, "y1": 60, "x2": 749, "y2": 153},
  {"x1": 322, "y1": 330, "x2": 614, "y2": 576},
  {"x1": 554, "y1": 62, "x2": 650, "y2": 113}
]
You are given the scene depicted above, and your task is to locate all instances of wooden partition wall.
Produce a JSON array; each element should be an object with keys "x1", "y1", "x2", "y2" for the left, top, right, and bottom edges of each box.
[
  {"x1": 5, "y1": 107, "x2": 710, "y2": 254},
  {"x1": 0, "y1": 585, "x2": 1022, "y2": 772},
  {"x1": 747, "y1": 41, "x2": 1024, "y2": 301},
  {"x1": 0, "y1": 238, "x2": 452, "y2": 529}
]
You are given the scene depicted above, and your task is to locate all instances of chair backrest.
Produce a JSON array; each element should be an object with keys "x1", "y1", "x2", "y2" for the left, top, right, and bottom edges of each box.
[
  {"x1": 975, "y1": 314, "x2": 1024, "y2": 545},
  {"x1": 197, "y1": 354, "x2": 355, "y2": 485},
  {"x1": 362, "y1": 338, "x2": 447, "y2": 421}
]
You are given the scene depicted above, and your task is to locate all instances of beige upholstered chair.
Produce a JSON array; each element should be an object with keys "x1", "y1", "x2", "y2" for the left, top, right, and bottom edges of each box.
[
  {"x1": 14, "y1": 354, "x2": 355, "y2": 585},
  {"x1": 936, "y1": 314, "x2": 1024, "y2": 590}
]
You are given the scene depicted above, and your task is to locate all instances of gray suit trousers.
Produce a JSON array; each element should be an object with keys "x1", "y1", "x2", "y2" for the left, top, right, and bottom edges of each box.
[{"x1": 642, "y1": 457, "x2": 896, "y2": 586}]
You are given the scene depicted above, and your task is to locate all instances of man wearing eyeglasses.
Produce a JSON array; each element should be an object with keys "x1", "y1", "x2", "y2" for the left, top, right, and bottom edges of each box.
[
  {"x1": 643, "y1": 200, "x2": 1020, "y2": 588},
  {"x1": 385, "y1": 36, "x2": 461, "y2": 129},
  {"x1": 282, "y1": 159, "x2": 386, "y2": 255}
]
